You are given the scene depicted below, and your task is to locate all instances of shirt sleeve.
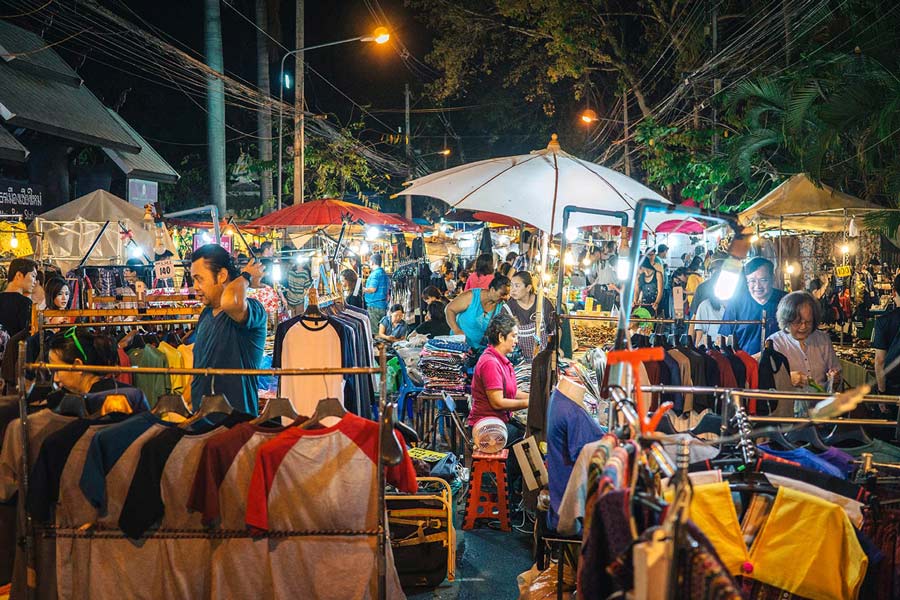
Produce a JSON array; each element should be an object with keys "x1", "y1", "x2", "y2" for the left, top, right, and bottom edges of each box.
[
  {"x1": 79, "y1": 434, "x2": 108, "y2": 510},
  {"x1": 119, "y1": 431, "x2": 182, "y2": 539},
  {"x1": 872, "y1": 317, "x2": 890, "y2": 350},
  {"x1": 0, "y1": 420, "x2": 21, "y2": 501},
  {"x1": 717, "y1": 303, "x2": 736, "y2": 336},
  {"x1": 242, "y1": 297, "x2": 267, "y2": 332},
  {"x1": 386, "y1": 430, "x2": 418, "y2": 494}
]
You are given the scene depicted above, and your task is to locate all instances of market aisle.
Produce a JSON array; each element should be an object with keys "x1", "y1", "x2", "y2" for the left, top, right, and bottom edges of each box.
[{"x1": 408, "y1": 523, "x2": 534, "y2": 599}]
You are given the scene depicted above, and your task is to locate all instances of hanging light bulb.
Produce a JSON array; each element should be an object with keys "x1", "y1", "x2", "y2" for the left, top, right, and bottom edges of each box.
[
  {"x1": 294, "y1": 253, "x2": 305, "y2": 264},
  {"x1": 9, "y1": 235, "x2": 18, "y2": 249},
  {"x1": 128, "y1": 244, "x2": 143, "y2": 259},
  {"x1": 201, "y1": 231, "x2": 212, "y2": 243},
  {"x1": 542, "y1": 272, "x2": 552, "y2": 283},
  {"x1": 564, "y1": 251, "x2": 575, "y2": 266},
  {"x1": 841, "y1": 243, "x2": 850, "y2": 255},
  {"x1": 360, "y1": 241, "x2": 371, "y2": 255},
  {"x1": 565, "y1": 227, "x2": 579, "y2": 242},
  {"x1": 714, "y1": 258, "x2": 743, "y2": 300},
  {"x1": 549, "y1": 246, "x2": 559, "y2": 258},
  {"x1": 786, "y1": 263, "x2": 795, "y2": 275},
  {"x1": 750, "y1": 234, "x2": 759, "y2": 244},
  {"x1": 582, "y1": 256, "x2": 591, "y2": 267},
  {"x1": 272, "y1": 261, "x2": 283, "y2": 282},
  {"x1": 616, "y1": 256, "x2": 630, "y2": 281},
  {"x1": 365, "y1": 227, "x2": 380, "y2": 241}
]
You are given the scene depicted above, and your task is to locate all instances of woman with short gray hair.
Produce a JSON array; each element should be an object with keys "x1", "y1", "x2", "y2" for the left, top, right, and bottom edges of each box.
[{"x1": 767, "y1": 291, "x2": 841, "y2": 396}]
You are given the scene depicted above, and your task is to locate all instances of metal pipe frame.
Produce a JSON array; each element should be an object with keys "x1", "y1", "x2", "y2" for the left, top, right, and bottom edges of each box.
[
  {"x1": 26, "y1": 363, "x2": 382, "y2": 377},
  {"x1": 560, "y1": 315, "x2": 765, "y2": 325},
  {"x1": 749, "y1": 416, "x2": 896, "y2": 426},
  {"x1": 642, "y1": 384, "x2": 900, "y2": 405},
  {"x1": 59, "y1": 319, "x2": 199, "y2": 328}
]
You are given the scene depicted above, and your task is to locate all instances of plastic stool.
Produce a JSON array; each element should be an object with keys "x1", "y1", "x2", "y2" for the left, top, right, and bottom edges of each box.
[{"x1": 462, "y1": 449, "x2": 510, "y2": 531}]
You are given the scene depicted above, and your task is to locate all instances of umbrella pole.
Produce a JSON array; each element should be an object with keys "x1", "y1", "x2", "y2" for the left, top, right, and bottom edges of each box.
[{"x1": 535, "y1": 152, "x2": 560, "y2": 351}]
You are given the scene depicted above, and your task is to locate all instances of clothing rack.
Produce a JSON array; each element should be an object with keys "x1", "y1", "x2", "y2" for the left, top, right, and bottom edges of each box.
[{"x1": 14, "y1": 340, "x2": 394, "y2": 600}]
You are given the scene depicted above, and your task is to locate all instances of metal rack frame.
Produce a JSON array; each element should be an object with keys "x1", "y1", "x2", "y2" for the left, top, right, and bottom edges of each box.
[{"x1": 15, "y1": 339, "x2": 394, "y2": 600}]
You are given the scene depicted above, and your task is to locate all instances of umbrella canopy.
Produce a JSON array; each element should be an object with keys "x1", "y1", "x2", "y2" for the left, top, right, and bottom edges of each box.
[
  {"x1": 738, "y1": 174, "x2": 883, "y2": 232},
  {"x1": 472, "y1": 211, "x2": 523, "y2": 227},
  {"x1": 394, "y1": 134, "x2": 669, "y2": 234},
  {"x1": 655, "y1": 218, "x2": 706, "y2": 234},
  {"x1": 247, "y1": 198, "x2": 408, "y2": 229}
]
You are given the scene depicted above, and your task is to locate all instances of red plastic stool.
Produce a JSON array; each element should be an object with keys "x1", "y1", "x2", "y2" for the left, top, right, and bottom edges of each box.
[{"x1": 462, "y1": 449, "x2": 510, "y2": 531}]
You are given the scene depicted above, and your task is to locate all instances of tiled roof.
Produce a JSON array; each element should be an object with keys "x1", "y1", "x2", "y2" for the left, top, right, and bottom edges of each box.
[
  {"x1": 103, "y1": 109, "x2": 179, "y2": 183},
  {"x1": 0, "y1": 125, "x2": 27, "y2": 162}
]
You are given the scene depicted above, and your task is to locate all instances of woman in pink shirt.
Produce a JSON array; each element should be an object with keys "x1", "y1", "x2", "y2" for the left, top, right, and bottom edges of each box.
[
  {"x1": 468, "y1": 312, "x2": 530, "y2": 431},
  {"x1": 465, "y1": 254, "x2": 496, "y2": 290}
]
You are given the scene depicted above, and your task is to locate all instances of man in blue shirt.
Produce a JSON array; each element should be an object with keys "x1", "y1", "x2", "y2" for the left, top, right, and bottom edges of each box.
[
  {"x1": 190, "y1": 244, "x2": 267, "y2": 415},
  {"x1": 363, "y1": 253, "x2": 390, "y2": 332},
  {"x1": 719, "y1": 257, "x2": 786, "y2": 356}
]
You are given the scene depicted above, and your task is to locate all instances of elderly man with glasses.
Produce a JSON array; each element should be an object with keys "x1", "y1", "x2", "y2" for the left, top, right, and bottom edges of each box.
[{"x1": 719, "y1": 257, "x2": 786, "y2": 357}]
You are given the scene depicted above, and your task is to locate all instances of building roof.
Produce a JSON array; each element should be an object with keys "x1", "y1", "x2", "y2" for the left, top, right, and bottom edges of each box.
[
  {"x1": 0, "y1": 20, "x2": 140, "y2": 152},
  {"x1": 103, "y1": 109, "x2": 179, "y2": 184},
  {"x1": 0, "y1": 125, "x2": 27, "y2": 162}
]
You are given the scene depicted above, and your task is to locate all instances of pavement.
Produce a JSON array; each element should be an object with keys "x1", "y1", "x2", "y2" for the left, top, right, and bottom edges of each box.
[{"x1": 407, "y1": 517, "x2": 535, "y2": 600}]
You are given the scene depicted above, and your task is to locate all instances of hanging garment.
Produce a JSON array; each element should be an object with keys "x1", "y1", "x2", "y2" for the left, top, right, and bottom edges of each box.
[
  {"x1": 178, "y1": 343, "x2": 194, "y2": 406},
  {"x1": 273, "y1": 316, "x2": 345, "y2": 416},
  {"x1": 687, "y1": 482, "x2": 867, "y2": 600},
  {"x1": 245, "y1": 414, "x2": 416, "y2": 599},
  {"x1": 758, "y1": 346, "x2": 794, "y2": 416},
  {"x1": 525, "y1": 346, "x2": 558, "y2": 444},
  {"x1": 546, "y1": 387, "x2": 605, "y2": 530},
  {"x1": 757, "y1": 445, "x2": 845, "y2": 479},
  {"x1": 128, "y1": 345, "x2": 169, "y2": 408},
  {"x1": 188, "y1": 422, "x2": 295, "y2": 599},
  {"x1": 556, "y1": 435, "x2": 617, "y2": 536},
  {"x1": 667, "y1": 349, "x2": 694, "y2": 413},
  {"x1": 157, "y1": 341, "x2": 187, "y2": 395},
  {"x1": 116, "y1": 347, "x2": 133, "y2": 386}
]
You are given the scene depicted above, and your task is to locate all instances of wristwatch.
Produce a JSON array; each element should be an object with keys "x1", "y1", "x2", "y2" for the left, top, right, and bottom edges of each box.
[{"x1": 239, "y1": 272, "x2": 253, "y2": 285}]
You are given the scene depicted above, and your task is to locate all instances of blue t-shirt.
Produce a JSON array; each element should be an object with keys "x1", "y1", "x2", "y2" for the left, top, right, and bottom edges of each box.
[
  {"x1": 718, "y1": 288, "x2": 786, "y2": 355},
  {"x1": 364, "y1": 267, "x2": 390, "y2": 309},
  {"x1": 379, "y1": 315, "x2": 409, "y2": 339},
  {"x1": 191, "y1": 298, "x2": 267, "y2": 415},
  {"x1": 547, "y1": 387, "x2": 604, "y2": 530}
]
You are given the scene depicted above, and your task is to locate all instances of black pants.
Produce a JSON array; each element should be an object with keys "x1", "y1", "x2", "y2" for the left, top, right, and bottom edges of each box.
[{"x1": 505, "y1": 420, "x2": 526, "y2": 510}]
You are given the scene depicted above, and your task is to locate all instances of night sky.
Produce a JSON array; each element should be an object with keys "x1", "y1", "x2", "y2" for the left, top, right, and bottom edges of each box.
[{"x1": 66, "y1": 0, "x2": 431, "y2": 166}]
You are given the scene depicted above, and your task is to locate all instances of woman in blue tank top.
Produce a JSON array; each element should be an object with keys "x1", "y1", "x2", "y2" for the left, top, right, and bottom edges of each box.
[{"x1": 445, "y1": 274, "x2": 511, "y2": 349}]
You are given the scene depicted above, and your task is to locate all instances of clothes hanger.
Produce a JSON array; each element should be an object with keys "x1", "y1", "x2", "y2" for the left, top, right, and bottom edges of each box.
[
  {"x1": 55, "y1": 393, "x2": 87, "y2": 417},
  {"x1": 689, "y1": 413, "x2": 722, "y2": 437},
  {"x1": 381, "y1": 402, "x2": 404, "y2": 466},
  {"x1": 300, "y1": 396, "x2": 346, "y2": 429},
  {"x1": 752, "y1": 425, "x2": 798, "y2": 451},
  {"x1": 179, "y1": 376, "x2": 232, "y2": 428},
  {"x1": 251, "y1": 396, "x2": 299, "y2": 425},
  {"x1": 784, "y1": 424, "x2": 830, "y2": 452},
  {"x1": 823, "y1": 424, "x2": 873, "y2": 447},
  {"x1": 152, "y1": 392, "x2": 192, "y2": 418}
]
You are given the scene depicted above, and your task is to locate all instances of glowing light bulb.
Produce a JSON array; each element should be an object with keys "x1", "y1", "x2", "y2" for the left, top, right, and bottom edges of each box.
[
  {"x1": 750, "y1": 234, "x2": 759, "y2": 244},
  {"x1": 841, "y1": 244, "x2": 850, "y2": 255},
  {"x1": 714, "y1": 258, "x2": 743, "y2": 300},
  {"x1": 272, "y1": 261, "x2": 283, "y2": 282},
  {"x1": 549, "y1": 247, "x2": 559, "y2": 258},
  {"x1": 9, "y1": 236, "x2": 18, "y2": 249},
  {"x1": 582, "y1": 256, "x2": 591, "y2": 267},
  {"x1": 201, "y1": 232, "x2": 212, "y2": 243},
  {"x1": 616, "y1": 257, "x2": 630, "y2": 281},
  {"x1": 128, "y1": 245, "x2": 143, "y2": 258},
  {"x1": 565, "y1": 227, "x2": 579, "y2": 242},
  {"x1": 294, "y1": 253, "x2": 305, "y2": 264},
  {"x1": 366, "y1": 227, "x2": 380, "y2": 241},
  {"x1": 786, "y1": 263, "x2": 795, "y2": 275},
  {"x1": 564, "y1": 251, "x2": 575, "y2": 266},
  {"x1": 542, "y1": 272, "x2": 551, "y2": 283},
  {"x1": 372, "y1": 26, "x2": 390, "y2": 44},
  {"x1": 360, "y1": 241, "x2": 371, "y2": 255}
]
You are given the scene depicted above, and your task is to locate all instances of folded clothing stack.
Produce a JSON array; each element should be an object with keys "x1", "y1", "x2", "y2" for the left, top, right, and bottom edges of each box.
[{"x1": 418, "y1": 336, "x2": 470, "y2": 393}]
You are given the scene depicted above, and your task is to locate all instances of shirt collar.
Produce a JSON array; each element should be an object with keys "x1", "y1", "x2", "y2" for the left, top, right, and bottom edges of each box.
[{"x1": 485, "y1": 345, "x2": 512, "y2": 366}]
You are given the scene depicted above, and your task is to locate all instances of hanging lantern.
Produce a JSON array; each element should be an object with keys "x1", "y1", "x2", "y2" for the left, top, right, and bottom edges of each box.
[{"x1": 848, "y1": 218, "x2": 859, "y2": 238}]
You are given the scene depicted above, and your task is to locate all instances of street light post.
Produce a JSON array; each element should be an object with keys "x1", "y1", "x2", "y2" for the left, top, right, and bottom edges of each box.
[{"x1": 277, "y1": 28, "x2": 389, "y2": 211}]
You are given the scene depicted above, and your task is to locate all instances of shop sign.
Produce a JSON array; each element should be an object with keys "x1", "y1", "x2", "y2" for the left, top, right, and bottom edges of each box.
[
  {"x1": 835, "y1": 265, "x2": 852, "y2": 278},
  {"x1": 0, "y1": 179, "x2": 43, "y2": 217},
  {"x1": 154, "y1": 258, "x2": 175, "y2": 280},
  {"x1": 128, "y1": 179, "x2": 158, "y2": 207}
]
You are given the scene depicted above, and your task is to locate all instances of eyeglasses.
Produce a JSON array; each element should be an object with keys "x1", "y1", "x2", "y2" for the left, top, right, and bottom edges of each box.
[
  {"x1": 64, "y1": 327, "x2": 88, "y2": 362},
  {"x1": 791, "y1": 319, "x2": 814, "y2": 327},
  {"x1": 746, "y1": 278, "x2": 771, "y2": 286}
]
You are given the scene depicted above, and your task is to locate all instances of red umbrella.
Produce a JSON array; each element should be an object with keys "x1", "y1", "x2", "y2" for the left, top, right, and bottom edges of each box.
[
  {"x1": 384, "y1": 214, "x2": 425, "y2": 233},
  {"x1": 247, "y1": 198, "x2": 408, "y2": 229},
  {"x1": 471, "y1": 211, "x2": 523, "y2": 227},
  {"x1": 655, "y1": 218, "x2": 705, "y2": 234}
]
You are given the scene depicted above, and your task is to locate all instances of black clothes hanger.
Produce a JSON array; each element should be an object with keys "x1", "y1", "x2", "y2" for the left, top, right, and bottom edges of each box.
[
  {"x1": 654, "y1": 411, "x2": 677, "y2": 435},
  {"x1": 180, "y1": 378, "x2": 232, "y2": 428},
  {"x1": 152, "y1": 393, "x2": 192, "y2": 418},
  {"x1": 824, "y1": 424, "x2": 873, "y2": 447},
  {"x1": 381, "y1": 403, "x2": 404, "y2": 466},
  {"x1": 55, "y1": 393, "x2": 87, "y2": 417},
  {"x1": 300, "y1": 397, "x2": 347, "y2": 429},
  {"x1": 678, "y1": 333, "x2": 694, "y2": 349},
  {"x1": 689, "y1": 413, "x2": 722, "y2": 437},
  {"x1": 785, "y1": 424, "x2": 830, "y2": 452},
  {"x1": 251, "y1": 396, "x2": 299, "y2": 425},
  {"x1": 752, "y1": 426, "x2": 798, "y2": 452},
  {"x1": 394, "y1": 420, "x2": 419, "y2": 445}
]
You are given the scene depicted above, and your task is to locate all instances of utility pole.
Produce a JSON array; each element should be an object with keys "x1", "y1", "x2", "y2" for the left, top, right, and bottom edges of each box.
[
  {"x1": 204, "y1": 0, "x2": 226, "y2": 216},
  {"x1": 622, "y1": 90, "x2": 631, "y2": 177},
  {"x1": 294, "y1": 0, "x2": 304, "y2": 204},
  {"x1": 404, "y1": 83, "x2": 412, "y2": 219},
  {"x1": 255, "y1": 0, "x2": 273, "y2": 207}
]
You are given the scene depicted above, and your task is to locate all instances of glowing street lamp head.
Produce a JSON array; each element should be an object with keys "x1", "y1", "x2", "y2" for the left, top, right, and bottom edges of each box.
[
  {"x1": 714, "y1": 258, "x2": 743, "y2": 301},
  {"x1": 373, "y1": 27, "x2": 390, "y2": 44},
  {"x1": 580, "y1": 109, "x2": 598, "y2": 124},
  {"x1": 9, "y1": 235, "x2": 18, "y2": 249}
]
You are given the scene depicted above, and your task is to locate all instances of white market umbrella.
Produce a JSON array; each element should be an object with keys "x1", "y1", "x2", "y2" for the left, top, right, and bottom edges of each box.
[
  {"x1": 394, "y1": 134, "x2": 671, "y2": 235},
  {"x1": 395, "y1": 135, "x2": 671, "y2": 349}
]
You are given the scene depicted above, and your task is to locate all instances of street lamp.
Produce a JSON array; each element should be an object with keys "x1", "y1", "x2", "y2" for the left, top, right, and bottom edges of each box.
[
  {"x1": 580, "y1": 109, "x2": 599, "y2": 124},
  {"x1": 277, "y1": 27, "x2": 390, "y2": 210}
]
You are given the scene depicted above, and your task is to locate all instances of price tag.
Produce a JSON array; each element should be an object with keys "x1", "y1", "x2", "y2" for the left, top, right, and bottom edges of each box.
[
  {"x1": 835, "y1": 265, "x2": 851, "y2": 278},
  {"x1": 154, "y1": 259, "x2": 175, "y2": 280}
]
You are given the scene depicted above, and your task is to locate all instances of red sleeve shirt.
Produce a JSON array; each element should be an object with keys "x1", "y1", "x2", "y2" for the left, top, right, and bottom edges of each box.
[{"x1": 468, "y1": 345, "x2": 517, "y2": 426}]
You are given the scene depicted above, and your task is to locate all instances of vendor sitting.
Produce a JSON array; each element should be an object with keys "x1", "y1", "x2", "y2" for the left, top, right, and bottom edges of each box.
[
  {"x1": 468, "y1": 312, "x2": 530, "y2": 439},
  {"x1": 445, "y1": 275, "x2": 511, "y2": 350},
  {"x1": 378, "y1": 304, "x2": 409, "y2": 343},
  {"x1": 414, "y1": 301, "x2": 451, "y2": 338}
]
